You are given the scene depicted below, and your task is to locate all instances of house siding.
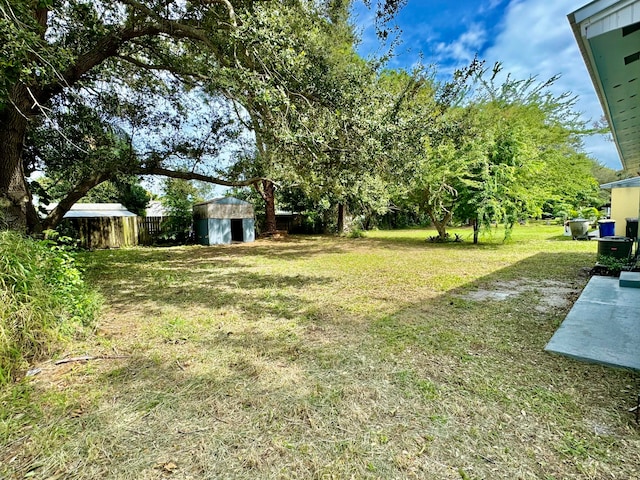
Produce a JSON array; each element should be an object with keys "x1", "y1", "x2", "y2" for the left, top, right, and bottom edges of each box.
[{"x1": 610, "y1": 187, "x2": 640, "y2": 236}]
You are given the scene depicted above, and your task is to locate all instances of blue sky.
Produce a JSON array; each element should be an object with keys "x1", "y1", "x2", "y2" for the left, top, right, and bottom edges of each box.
[{"x1": 351, "y1": 0, "x2": 621, "y2": 170}]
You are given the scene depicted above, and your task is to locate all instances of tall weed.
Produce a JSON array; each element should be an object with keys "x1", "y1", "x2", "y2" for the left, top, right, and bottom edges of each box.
[{"x1": 0, "y1": 231, "x2": 101, "y2": 383}]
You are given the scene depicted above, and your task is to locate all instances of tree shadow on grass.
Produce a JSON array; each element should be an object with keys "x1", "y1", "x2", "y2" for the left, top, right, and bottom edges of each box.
[
  {"x1": 92, "y1": 252, "x2": 640, "y2": 478},
  {"x1": 362, "y1": 235, "x2": 498, "y2": 251},
  {"x1": 83, "y1": 239, "x2": 341, "y2": 319},
  {"x1": 5, "y1": 246, "x2": 639, "y2": 480},
  {"x1": 229, "y1": 235, "x2": 347, "y2": 260},
  {"x1": 102, "y1": 270, "x2": 333, "y2": 320},
  {"x1": 82, "y1": 236, "x2": 348, "y2": 274}
]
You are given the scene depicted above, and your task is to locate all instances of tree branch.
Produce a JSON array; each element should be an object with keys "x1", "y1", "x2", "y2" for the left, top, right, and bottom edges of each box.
[
  {"x1": 137, "y1": 166, "x2": 263, "y2": 187},
  {"x1": 37, "y1": 0, "x2": 224, "y2": 106},
  {"x1": 203, "y1": 0, "x2": 237, "y2": 27},
  {"x1": 117, "y1": 54, "x2": 209, "y2": 85},
  {"x1": 118, "y1": 0, "x2": 216, "y2": 47},
  {"x1": 42, "y1": 171, "x2": 112, "y2": 230},
  {"x1": 37, "y1": 23, "x2": 163, "y2": 105},
  {"x1": 117, "y1": 54, "x2": 169, "y2": 71},
  {"x1": 253, "y1": 181, "x2": 267, "y2": 202}
]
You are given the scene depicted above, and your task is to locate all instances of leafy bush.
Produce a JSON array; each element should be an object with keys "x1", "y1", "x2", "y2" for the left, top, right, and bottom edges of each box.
[
  {"x1": 347, "y1": 228, "x2": 366, "y2": 239},
  {"x1": 0, "y1": 231, "x2": 101, "y2": 383},
  {"x1": 594, "y1": 255, "x2": 631, "y2": 276},
  {"x1": 160, "y1": 178, "x2": 197, "y2": 243},
  {"x1": 576, "y1": 207, "x2": 600, "y2": 221}
]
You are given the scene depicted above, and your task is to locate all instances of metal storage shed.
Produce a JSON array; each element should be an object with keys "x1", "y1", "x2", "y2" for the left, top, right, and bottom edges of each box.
[{"x1": 193, "y1": 197, "x2": 255, "y2": 245}]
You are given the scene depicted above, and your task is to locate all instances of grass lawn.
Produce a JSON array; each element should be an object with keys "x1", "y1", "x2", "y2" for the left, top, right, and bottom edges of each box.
[{"x1": 2, "y1": 224, "x2": 639, "y2": 479}]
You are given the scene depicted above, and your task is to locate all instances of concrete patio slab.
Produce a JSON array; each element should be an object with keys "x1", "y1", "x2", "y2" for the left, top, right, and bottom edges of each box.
[{"x1": 545, "y1": 275, "x2": 640, "y2": 371}]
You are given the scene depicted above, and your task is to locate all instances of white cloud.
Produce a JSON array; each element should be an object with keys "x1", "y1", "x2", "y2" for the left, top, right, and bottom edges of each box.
[
  {"x1": 479, "y1": 0, "x2": 508, "y2": 14},
  {"x1": 351, "y1": 0, "x2": 622, "y2": 169},
  {"x1": 483, "y1": 0, "x2": 622, "y2": 169},
  {"x1": 435, "y1": 23, "x2": 488, "y2": 63}
]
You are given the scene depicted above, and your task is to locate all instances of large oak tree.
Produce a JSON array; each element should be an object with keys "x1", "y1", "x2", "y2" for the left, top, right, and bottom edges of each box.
[{"x1": 0, "y1": 0, "x2": 404, "y2": 233}]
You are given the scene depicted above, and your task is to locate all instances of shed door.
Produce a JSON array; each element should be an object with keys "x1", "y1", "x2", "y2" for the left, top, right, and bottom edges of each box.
[{"x1": 230, "y1": 219, "x2": 244, "y2": 242}]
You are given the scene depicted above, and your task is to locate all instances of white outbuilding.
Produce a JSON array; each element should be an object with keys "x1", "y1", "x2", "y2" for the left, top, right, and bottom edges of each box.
[{"x1": 193, "y1": 197, "x2": 255, "y2": 245}]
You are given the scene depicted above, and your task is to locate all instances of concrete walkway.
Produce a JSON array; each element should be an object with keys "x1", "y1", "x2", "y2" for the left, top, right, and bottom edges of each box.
[{"x1": 545, "y1": 275, "x2": 640, "y2": 370}]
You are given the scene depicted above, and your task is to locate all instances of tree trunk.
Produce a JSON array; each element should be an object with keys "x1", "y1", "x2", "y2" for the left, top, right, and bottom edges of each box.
[
  {"x1": 0, "y1": 7, "x2": 48, "y2": 232},
  {"x1": 41, "y1": 172, "x2": 112, "y2": 231},
  {"x1": 0, "y1": 88, "x2": 34, "y2": 232},
  {"x1": 262, "y1": 179, "x2": 277, "y2": 234},
  {"x1": 427, "y1": 208, "x2": 452, "y2": 241},
  {"x1": 337, "y1": 203, "x2": 345, "y2": 234},
  {"x1": 434, "y1": 220, "x2": 447, "y2": 240},
  {"x1": 363, "y1": 212, "x2": 372, "y2": 231},
  {"x1": 472, "y1": 217, "x2": 479, "y2": 244}
]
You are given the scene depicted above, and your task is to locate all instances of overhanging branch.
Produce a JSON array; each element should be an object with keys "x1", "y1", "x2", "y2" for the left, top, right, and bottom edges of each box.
[
  {"x1": 138, "y1": 166, "x2": 263, "y2": 187},
  {"x1": 117, "y1": 54, "x2": 210, "y2": 85},
  {"x1": 42, "y1": 171, "x2": 112, "y2": 230},
  {"x1": 203, "y1": 0, "x2": 237, "y2": 27},
  {"x1": 36, "y1": 0, "x2": 227, "y2": 106}
]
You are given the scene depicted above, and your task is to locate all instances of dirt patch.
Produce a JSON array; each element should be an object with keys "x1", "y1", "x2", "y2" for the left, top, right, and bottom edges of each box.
[{"x1": 461, "y1": 279, "x2": 582, "y2": 313}]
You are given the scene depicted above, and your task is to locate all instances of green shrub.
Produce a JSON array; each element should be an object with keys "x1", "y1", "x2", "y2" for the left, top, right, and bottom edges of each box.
[
  {"x1": 595, "y1": 254, "x2": 630, "y2": 276},
  {"x1": 0, "y1": 231, "x2": 101, "y2": 383},
  {"x1": 347, "y1": 228, "x2": 366, "y2": 239}
]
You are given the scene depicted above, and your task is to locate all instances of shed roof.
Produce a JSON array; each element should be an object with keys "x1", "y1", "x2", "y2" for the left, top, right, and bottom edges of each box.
[
  {"x1": 145, "y1": 200, "x2": 166, "y2": 217},
  {"x1": 47, "y1": 203, "x2": 137, "y2": 218},
  {"x1": 193, "y1": 197, "x2": 254, "y2": 220},
  {"x1": 600, "y1": 176, "x2": 640, "y2": 189},
  {"x1": 194, "y1": 197, "x2": 252, "y2": 207}
]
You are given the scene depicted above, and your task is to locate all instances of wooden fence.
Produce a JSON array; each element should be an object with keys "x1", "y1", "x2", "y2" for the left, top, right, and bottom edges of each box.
[{"x1": 137, "y1": 216, "x2": 166, "y2": 245}]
